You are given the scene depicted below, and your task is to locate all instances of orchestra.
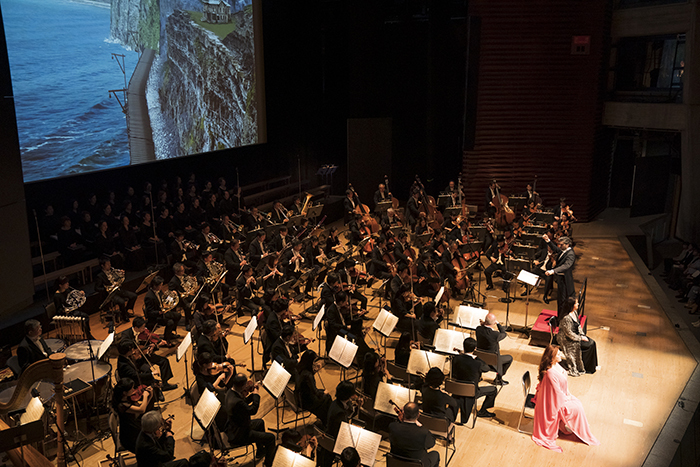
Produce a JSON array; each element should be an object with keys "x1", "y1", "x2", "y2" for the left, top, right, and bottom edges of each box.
[{"x1": 9, "y1": 172, "x2": 589, "y2": 467}]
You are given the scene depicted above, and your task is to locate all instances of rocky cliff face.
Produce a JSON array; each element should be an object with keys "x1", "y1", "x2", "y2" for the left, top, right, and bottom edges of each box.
[
  {"x1": 110, "y1": 0, "x2": 160, "y2": 51},
  {"x1": 159, "y1": 8, "x2": 257, "y2": 156}
]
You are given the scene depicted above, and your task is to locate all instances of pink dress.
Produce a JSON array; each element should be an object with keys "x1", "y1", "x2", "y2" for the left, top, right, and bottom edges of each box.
[{"x1": 531, "y1": 363, "x2": 600, "y2": 452}]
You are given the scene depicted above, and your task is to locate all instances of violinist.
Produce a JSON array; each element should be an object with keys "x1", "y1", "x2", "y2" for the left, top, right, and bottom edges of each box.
[
  {"x1": 197, "y1": 319, "x2": 237, "y2": 369},
  {"x1": 336, "y1": 260, "x2": 369, "y2": 311},
  {"x1": 144, "y1": 276, "x2": 182, "y2": 344},
  {"x1": 295, "y1": 350, "x2": 332, "y2": 423},
  {"x1": 271, "y1": 325, "x2": 304, "y2": 377},
  {"x1": 394, "y1": 332, "x2": 420, "y2": 367},
  {"x1": 116, "y1": 340, "x2": 165, "y2": 403},
  {"x1": 417, "y1": 301, "x2": 442, "y2": 344},
  {"x1": 422, "y1": 367, "x2": 458, "y2": 423},
  {"x1": 344, "y1": 189, "x2": 358, "y2": 224},
  {"x1": 194, "y1": 351, "x2": 234, "y2": 399},
  {"x1": 326, "y1": 381, "x2": 359, "y2": 438},
  {"x1": 263, "y1": 298, "x2": 287, "y2": 367},
  {"x1": 451, "y1": 337, "x2": 498, "y2": 421},
  {"x1": 362, "y1": 351, "x2": 391, "y2": 399},
  {"x1": 135, "y1": 411, "x2": 189, "y2": 467},
  {"x1": 192, "y1": 294, "x2": 217, "y2": 336},
  {"x1": 484, "y1": 235, "x2": 509, "y2": 291},
  {"x1": 391, "y1": 284, "x2": 420, "y2": 333},
  {"x1": 112, "y1": 377, "x2": 154, "y2": 454},
  {"x1": 120, "y1": 316, "x2": 178, "y2": 391},
  {"x1": 388, "y1": 402, "x2": 439, "y2": 467},
  {"x1": 236, "y1": 265, "x2": 264, "y2": 314},
  {"x1": 369, "y1": 236, "x2": 393, "y2": 281},
  {"x1": 511, "y1": 218, "x2": 524, "y2": 242},
  {"x1": 405, "y1": 190, "x2": 422, "y2": 230},
  {"x1": 281, "y1": 430, "x2": 318, "y2": 461}
]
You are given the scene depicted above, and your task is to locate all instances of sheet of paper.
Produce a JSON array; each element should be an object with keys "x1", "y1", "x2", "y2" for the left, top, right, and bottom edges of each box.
[
  {"x1": 452, "y1": 305, "x2": 489, "y2": 329},
  {"x1": 176, "y1": 331, "x2": 192, "y2": 362},
  {"x1": 517, "y1": 269, "x2": 540, "y2": 286},
  {"x1": 98, "y1": 332, "x2": 114, "y2": 360},
  {"x1": 329, "y1": 336, "x2": 358, "y2": 368},
  {"x1": 313, "y1": 305, "x2": 325, "y2": 331},
  {"x1": 372, "y1": 309, "x2": 398, "y2": 337},
  {"x1": 20, "y1": 397, "x2": 45, "y2": 425},
  {"x1": 406, "y1": 349, "x2": 447, "y2": 376},
  {"x1": 373, "y1": 382, "x2": 416, "y2": 415},
  {"x1": 194, "y1": 388, "x2": 221, "y2": 429},
  {"x1": 334, "y1": 422, "x2": 382, "y2": 467},
  {"x1": 262, "y1": 361, "x2": 291, "y2": 399},
  {"x1": 244, "y1": 315, "x2": 258, "y2": 344},
  {"x1": 272, "y1": 446, "x2": 316, "y2": 467},
  {"x1": 433, "y1": 328, "x2": 469, "y2": 355},
  {"x1": 434, "y1": 286, "x2": 445, "y2": 305}
]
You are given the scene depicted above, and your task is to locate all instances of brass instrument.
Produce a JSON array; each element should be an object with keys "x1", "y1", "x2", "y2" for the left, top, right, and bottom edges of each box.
[
  {"x1": 161, "y1": 290, "x2": 180, "y2": 312},
  {"x1": 106, "y1": 268, "x2": 125, "y2": 292},
  {"x1": 207, "y1": 232, "x2": 222, "y2": 245},
  {"x1": 183, "y1": 239, "x2": 199, "y2": 251},
  {"x1": 206, "y1": 261, "x2": 226, "y2": 284},
  {"x1": 181, "y1": 275, "x2": 199, "y2": 295},
  {"x1": 300, "y1": 193, "x2": 313, "y2": 216},
  {"x1": 64, "y1": 288, "x2": 86, "y2": 313}
]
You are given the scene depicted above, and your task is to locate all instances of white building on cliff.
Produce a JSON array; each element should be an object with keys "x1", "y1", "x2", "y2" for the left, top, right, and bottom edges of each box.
[{"x1": 201, "y1": 0, "x2": 230, "y2": 24}]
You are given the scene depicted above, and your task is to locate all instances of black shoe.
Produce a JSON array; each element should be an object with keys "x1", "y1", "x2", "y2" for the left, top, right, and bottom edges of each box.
[
  {"x1": 543, "y1": 297, "x2": 550, "y2": 304},
  {"x1": 477, "y1": 410, "x2": 496, "y2": 418},
  {"x1": 157, "y1": 390, "x2": 165, "y2": 402},
  {"x1": 520, "y1": 290, "x2": 529, "y2": 297},
  {"x1": 162, "y1": 383, "x2": 179, "y2": 391},
  {"x1": 485, "y1": 285, "x2": 494, "y2": 291},
  {"x1": 494, "y1": 377, "x2": 509, "y2": 385},
  {"x1": 255, "y1": 449, "x2": 266, "y2": 460}
]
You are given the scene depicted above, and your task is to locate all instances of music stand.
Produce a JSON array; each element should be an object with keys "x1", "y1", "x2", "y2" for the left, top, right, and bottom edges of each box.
[
  {"x1": 266, "y1": 223, "x2": 285, "y2": 240},
  {"x1": 306, "y1": 204, "x2": 324, "y2": 219},
  {"x1": 135, "y1": 270, "x2": 160, "y2": 294},
  {"x1": 244, "y1": 316, "x2": 263, "y2": 377},
  {"x1": 333, "y1": 422, "x2": 382, "y2": 467},
  {"x1": 375, "y1": 200, "x2": 392, "y2": 215},
  {"x1": 515, "y1": 269, "x2": 540, "y2": 336},
  {"x1": 500, "y1": 271, "x2": 515, "y2": 332},
  {"x1": 444, "y1": 206, "x2": 461, "y2": 218},
  {"x1": 313, "y1": 305, "x2": 325, "y2": 357},
  {"x1": 99, "y1": 287, "x2": 120, "y2": 311},
  {"x1": 287, "y1": 215, "x2": 305, "y2": 228},
  {"x1": 0, "y1": 420, "x2": 44, "y2": 467},
  {"x1": 192, "y1": 388, "x2": 222, "y2": 450},
  {"x1": 262, "y1": 361, "x2": 292, "y2": 437}
]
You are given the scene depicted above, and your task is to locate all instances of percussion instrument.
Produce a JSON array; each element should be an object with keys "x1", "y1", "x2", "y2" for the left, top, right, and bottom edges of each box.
[
  {"x1": 63, "y1": 361, "x2": 112, "y2": 404},
  {"x1": 45, "y1": 338, "x2": 66, "y2": 354},
  {"x1": 64, "y1": 340, "x2": 104, "y2": 362}
]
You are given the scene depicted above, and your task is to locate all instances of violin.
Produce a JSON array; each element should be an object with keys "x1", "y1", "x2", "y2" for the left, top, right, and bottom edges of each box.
[
  {"x1": 138, "y1": 328, "x2": 165, "y2": 353},
  {"x1": 129, "y1": 384, "x2": 153, "y2": 402},
  {"x1": 289, "y1": 332, "x2": 315, "y2": 347},
  {"x1": 203, "y1": 361, "x2": 233, "y2": 377},
  {"x1": 241, "y1": 379, "x2": 260, "y2": 397},
  {"x1": 389, "y1": 399, "x2": 404, "y2": 422}
]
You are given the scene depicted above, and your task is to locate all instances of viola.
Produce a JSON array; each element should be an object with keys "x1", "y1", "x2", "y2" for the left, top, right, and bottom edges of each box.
[
  {"x1": 241, "y1": 379, "x2": 260, "y2": 398},
  {"x1": 389, "y1": 399, "x2": 404, "y2": 422},
  {"x1": 129, "y1": 384, "x2": 151, "y2": 402},
  {"x1": 203, "y1": 361, "x2": 233, "y2": 377}
]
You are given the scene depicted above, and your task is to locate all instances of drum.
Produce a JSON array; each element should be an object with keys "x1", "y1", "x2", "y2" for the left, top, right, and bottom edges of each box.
[
  {"x1": 0, "y1": 380, "x2": 54, "y2": 409},
  {"x1": 44, "y1": 338, "x2": 66, "y2": 354},
  {"x1": 63, "y1": 361, "x2": 112, "y2": 404},
  {"x1": 64, "y1": 340, "x2": 104, "y2": 362}
]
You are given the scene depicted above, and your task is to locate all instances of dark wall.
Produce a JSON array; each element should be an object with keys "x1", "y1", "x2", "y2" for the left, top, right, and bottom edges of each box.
[{"x1": 462, "y1": 0, "x2": 612, "y2": 220}]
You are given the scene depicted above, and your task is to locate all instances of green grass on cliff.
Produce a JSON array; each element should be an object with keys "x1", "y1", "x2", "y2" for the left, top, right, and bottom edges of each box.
[{"x1": 186, "y1": 10, "x2": 236, "y2": 40}]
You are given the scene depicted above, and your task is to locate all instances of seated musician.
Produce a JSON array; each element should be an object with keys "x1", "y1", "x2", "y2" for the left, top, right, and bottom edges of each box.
[
  {"x1": 347, "y1": 214, "x2": 363, "y2": 245},
  {"x1": 374, "y1": 183, "x2": 389, "y2": 207},
  {"x1": 17, "y1": 319, "x2": 53, "y2": 373},
  {"x1": 484, "y1": 235, "x2": 508, "y2": 291},
  {"x1": 196, "y1": 250, "x2": 231, "y2": 299},
  {"x1": 362, "y1": 351, "x2": 390, "y2": 399},
  {"x1": 112, "y1": 377, "x2": 154, "y2": 453},
  {"x1": 381, "y1": 208, "x2": 401, "y2": 229},
  {"x1": 391, "y1": 284, "x2": 420, "y2": 333},
  {"x1": 248, "y1": 230, "x2": 269, "y2": 268},
  {"x1": 236, "y1": 265, "x2": 264, "y2": 315},
  {"x1": 452, "y1": 337, "x2": 497, "y2": 421},
  {"x1": 194, "y1": 351, "x2": 233, "y2": 403},
  {"x1": 393, "y1": 231, "x2": 412, "y2": 266},
  {"x1": 263, "y1": 298, "x2": 286, "y2": 368},
  {"x1": 319, "y1": 272, "x2": 339, "y2": 313},
  {"x1": 390, "y1": 264, "x2": 410, "y2": 300},
  {"x1": 369, "y1": 236, "x2": 393, "y2": 281},
  {"x1": 417, "y1": 302, "x2": 442, "y2": 344},
  {"x1": 336, "y1": 260, "x2": 369, "y2": 311},
  {"x1": 270, "y1": 226, "x2": 291, "y2": 252},
  {"x1": 475, "y1": 313, "x2": 513, "y2": 385},
  {"x1": 415, "y1": 216, "x2": 431, "y2": 236},
  {"x1": 144, "y1": 276, "x2": 182, "y2": 344},
  {"x1": 394, "y1": 332, "x2": 418, "y2": 368},
  {"x1": 290, "y1": 196, "x2": 303, "y2": 216},
  {"x1": 389, "y1": 402, "x2": 439, "y2": 467},
  {"x1": 271, "y1": 325, "x2": 305, "y2": 378},
  {"x1": 95, "y1": 256, "x2": 136, "y2": 322},
  {"x1": 117, "y1": 340, "x2": 165, "y2": 402},
  {"x1": 224, "y1": 239, "x2": 247, "y2": 287},
  {"x1": 168, "y1": 262, "x2": 195, "y2": 323},
  {"x1": 53, "y1": 276, "x2": 94, "y2": 340},
  {"x1": 295, "y1": 350, "x2": 332, "y2": 423},
  {"x1": 224, "y1": 374, "x2": 276, "y2": 467},
  {"x1": 197, "y1": 319, "x2": 237, "y2": 370},
  {"x1": 326, "y1": 381, "x2": 358, "y2": 438},
  {"x1": 324, "y1": 227, "x2": 341, "y2": 258},
  {"x1": 194, "y1": 223, "x2": 216, "y2": 256},
  {"x1": 415, "y1": 253, "x2": 438, "y2": 298},
  {"x1": 262, "y1": 254, "x2": 284, "y2": 290},
  {"x1": 341, "y1": 447, "x2": 361, "y2": 467},
  {"x1": 121, "y1": 316, "x2": 178, "y2": 390},
  {"x1": 344, "y1": 189, "x2": 358, "y2": 224},
  {"x1": 305, "y1": 235, "x2": 327, "y2": 279},
  {"x1": 442, "y1": 213, "x2": 457, "y2": 232},
  {"x1": 270, "y1": 200, "x2": 290, "y2": 224},
  {"x1": 135, "y1": 410, "x2": 189, "y2": 467},
  {"x1": 422, "y1": 367, "x2": 458, "y2": 423},
  {"x1": 192, "y1": 294, "x2": 217, "y2": 337},
  {"x1": 439, "y1": 241, "x2": 460, "y2": 291},
  {"x1": 247, "y1": 206, "x2": 269, "y2": 231}
]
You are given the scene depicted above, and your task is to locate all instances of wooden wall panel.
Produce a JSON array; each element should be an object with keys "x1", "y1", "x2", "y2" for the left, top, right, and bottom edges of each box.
[{"x1": 462, "y1": 0, "x2": 612, "y2": 221}]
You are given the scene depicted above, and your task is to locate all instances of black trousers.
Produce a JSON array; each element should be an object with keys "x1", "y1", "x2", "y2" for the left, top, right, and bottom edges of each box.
[
  {"x1": 484, "y1": 263, "x2": 505, "y2": 287},
  {"x1": 455, "y1": 384, "x2": 497, "y2": 423},
  {"x1": 113, "y1": 290, "x2": 137, "y2": 320},
  {"x1": 153, "y1": 310, "x2": 182, "y2": 341},
  {"x1": 233, "y1": 419, "x2": 276, "y2": 467}
]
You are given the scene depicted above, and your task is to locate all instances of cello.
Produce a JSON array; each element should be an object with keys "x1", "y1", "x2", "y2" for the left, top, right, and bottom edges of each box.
[{"x1": 491, "y1": 180, "x2": 515, "y2": 228}]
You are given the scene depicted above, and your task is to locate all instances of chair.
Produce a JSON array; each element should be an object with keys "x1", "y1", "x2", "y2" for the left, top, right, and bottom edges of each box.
[
  {"x1": 44, "y1": 302, "x2": 56, "y2": 335},
  {"x1": 517, "y1": 371, "x2": 536, "y2": 434},
  {"x1": 386, "y1": 452, "x2": 426, "y2": 467},
  {"x1": 443, "y1": 379, "x2": 478, "y2": 429},
  {"x1": 356, "y1": 389, "x2": 378, "y2": 431},
  {"x1": 217, "y1": 427, "x2": 256, "y2": 462},
  {"x1": 417, "y1": 412, "x2": 456, "y2": 467},
  {"x1": 107, "y1": 410, "x2": 136, "y2": 466},
  {"x1": 386, "y1": 361, "x2": 409, "y2": 386},
  {"x1": 6, "y1": 356, "x2": 21, "y2": 378},
  {"x1": 313, "y1": 425, "x2": 340, "y2": 467},
  {"x1": 474, "y1": 349, "x2": 504, "y2": 389},
  {"x1": 416, "y1": 332, "x2": 433, "y2": 349},
  {"x1": 282, "y1": 383, "x2": 312, "y2": 427}
]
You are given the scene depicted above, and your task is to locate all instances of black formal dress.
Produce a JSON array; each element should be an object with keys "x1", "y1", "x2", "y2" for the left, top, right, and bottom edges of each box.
[
  {"x1": 120, "y1": 327, "x2": 174, "y2": 384},
  {"x1": 421, "y1": 386, "x2": 458, "y2": 423},
  {"x1": 295, "y1": 369, "x2": 331, "y2": 423}
]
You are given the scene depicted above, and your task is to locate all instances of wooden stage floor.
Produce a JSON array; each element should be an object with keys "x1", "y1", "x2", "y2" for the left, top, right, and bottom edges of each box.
[{"x1": 67, "y1": 225, "x2": 696, "y2": 467}]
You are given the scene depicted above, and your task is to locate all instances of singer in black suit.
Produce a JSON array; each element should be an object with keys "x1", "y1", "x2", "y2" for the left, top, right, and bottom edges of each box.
[
  {"x1": 544, "y1": 234, "x2": 576, "y2": 312},
  {"x1": 451, "y1": 337, "x2": 497, "y2": 422},
  {"x1": 475, "y1": 313, "x2": 513, "y2": 384},
  {"x1": 389, "y1": 402, "x2": 439, "y2": 467},
  {"x1": 16, "y1": 320, "x2": 53, "y2": 373}
]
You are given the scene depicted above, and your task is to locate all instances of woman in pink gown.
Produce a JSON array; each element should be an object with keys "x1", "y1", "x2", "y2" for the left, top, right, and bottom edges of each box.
[{"x1": 532, "y1": 345, "x2": 600, "y2": 452}]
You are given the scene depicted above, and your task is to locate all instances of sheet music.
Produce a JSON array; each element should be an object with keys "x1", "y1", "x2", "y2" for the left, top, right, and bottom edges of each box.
[
  {"x1": 194, "y1": 388, "x2": 221, "y2": 430},
  {"x1": 313, "y1": 305, "x2": 325, "y2": 331},
  {"x1": 434, "y1": 286, "x2": 445, "y2": 305},
  {"x1": 452, "y1": 305, "x2": 489, "y2": 329},
  {"x1": 373, "y1": 382, "x2": 416, "y2": 415},
  {"x1": 176, "y1": 332, "x2": 192, "y2": 362},
  {"x1": 329, "y1": 336, "x2": 358, "y2": 368},
  {"x1": 433, "y1": 328, "x2": 469, "y2": 355},
  {"x1": 372, "y1": 309, "x2": 398, "y2": 337},
  {"x1": 334, "y1": 422, "x2": 382, "y2": 467},
  {"x1": 272, "y1": 446, "x2": 316, "y2": 467},
  {"x1": 517, "y1": 269, "x2": 540, "y2": 287},
  {"x1": 244, "y1": 315, "x2": 258, "y2": 344},
  {"x1": 20, "y1": 397, "x2": 45, "y2": 425},
  {"x1": 97, "y1": 332, "x2": 114, "y2": 360},
  {"x1": 262, "y1": 361, "x2": 291, "y2": 399},
  {"x1": 406, "y1": 349, "x2": 447, "y2": 376}
]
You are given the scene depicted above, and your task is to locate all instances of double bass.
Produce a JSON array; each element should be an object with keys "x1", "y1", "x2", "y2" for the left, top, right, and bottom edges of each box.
[
  {"x1": 349, "y1": 183, "x2": 380, "y2": 233},
  {"x1": 491, "y1": 180, "x2": 515, "y2": 228}
]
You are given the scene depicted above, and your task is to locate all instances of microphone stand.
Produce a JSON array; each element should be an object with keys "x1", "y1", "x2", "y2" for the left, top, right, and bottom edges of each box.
[{"x1": 33, "y1": 209, "x2": 50, "y2": 302}]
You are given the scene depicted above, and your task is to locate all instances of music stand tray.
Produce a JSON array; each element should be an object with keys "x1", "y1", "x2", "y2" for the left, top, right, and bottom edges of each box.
[
  {"x1": 136, "y1": 270, "x2": 160, "y2": 294},
  {"x1": 375, "y1": 201, "x2": 392, "y2": 215},
  {"x1": 307, "y1": 204, "x2": 324, "y2": 218}
]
